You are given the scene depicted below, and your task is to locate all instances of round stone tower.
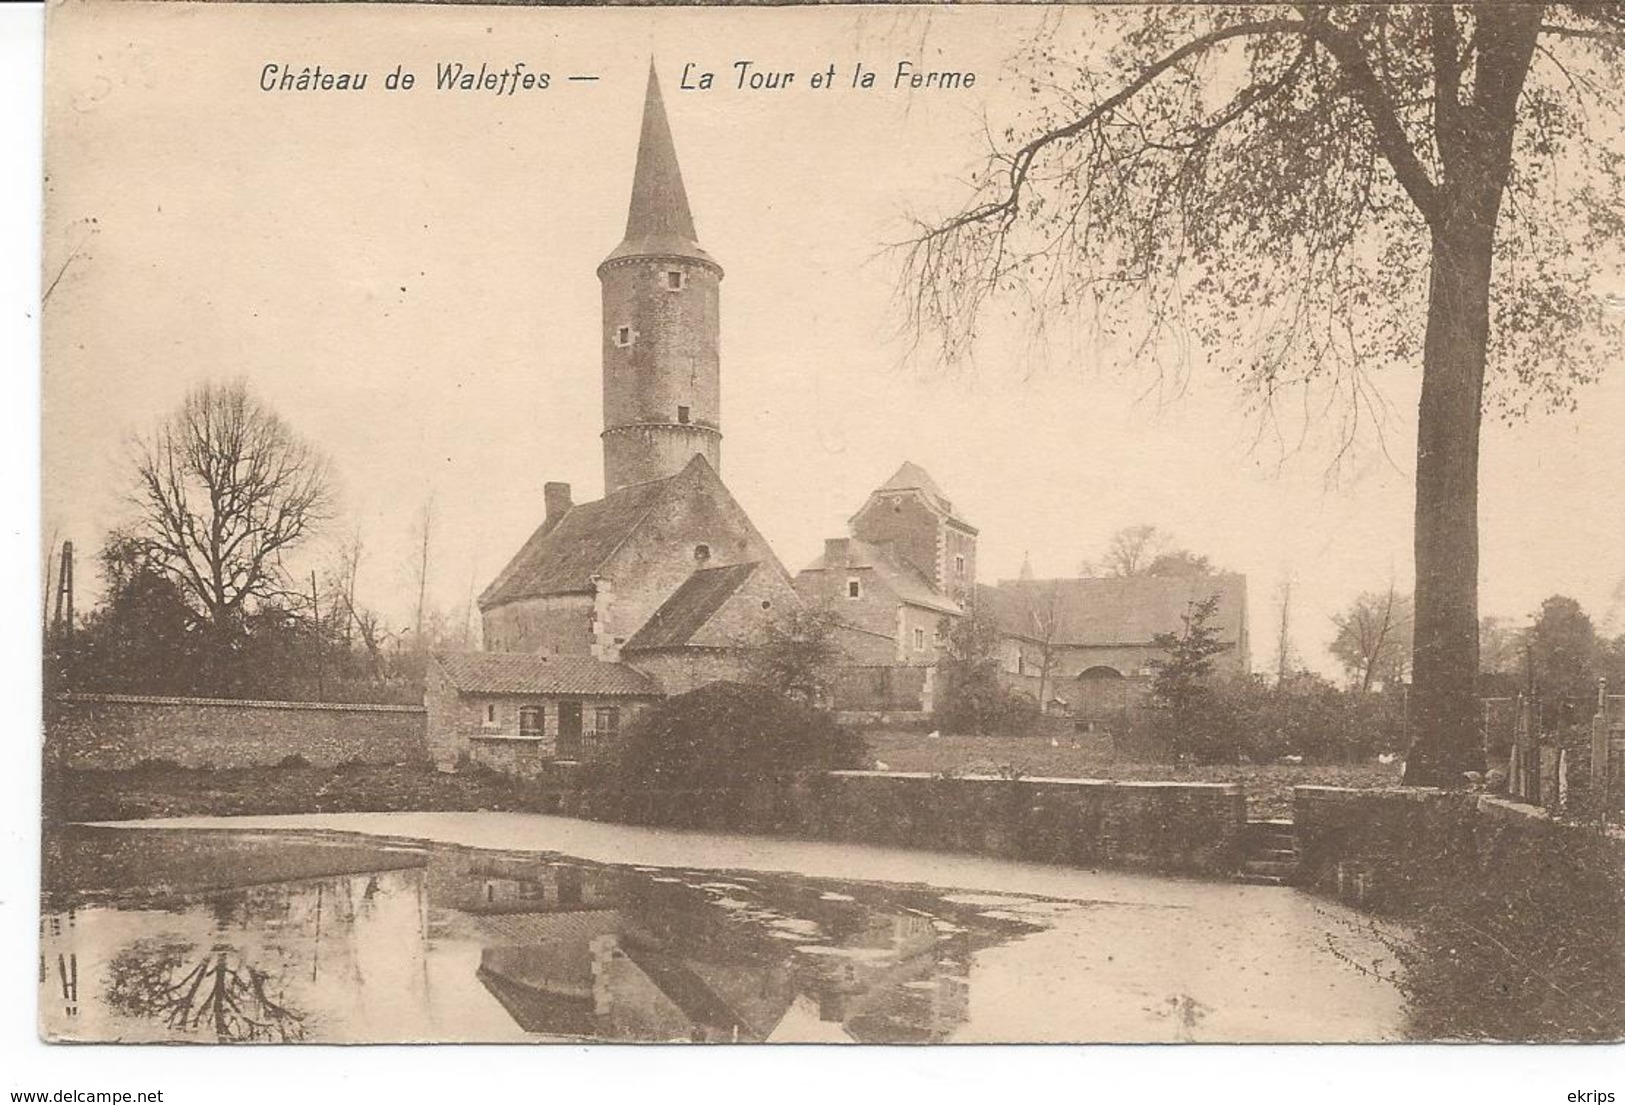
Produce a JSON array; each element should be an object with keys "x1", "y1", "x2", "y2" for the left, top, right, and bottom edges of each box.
[{"x1": 598, "y1": 63, "x2": 724, "y2": 494}]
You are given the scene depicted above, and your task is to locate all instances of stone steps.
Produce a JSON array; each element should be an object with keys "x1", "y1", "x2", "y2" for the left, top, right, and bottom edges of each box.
[{"x1": 1239, "y1": 819, "x2": 1299, "y2": 886}]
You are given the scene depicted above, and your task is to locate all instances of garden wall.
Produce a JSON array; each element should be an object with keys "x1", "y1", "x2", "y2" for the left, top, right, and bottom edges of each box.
[
  {"x1": 46, "y1": 693, "x2": 429, "y2": 770},
  {"x1": 1294, "y1": 784, "x2": 1625, "y2": 911},
  {"x1": 604, "y1": 770, "x2": 1247, "y2": 876},
  {"x1": 1294, "y1": 784, "x2": 1625, "y2": 1040}
]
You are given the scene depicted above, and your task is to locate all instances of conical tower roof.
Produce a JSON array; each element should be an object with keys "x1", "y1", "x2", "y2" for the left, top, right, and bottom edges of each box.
[{"x1": 602, "y1": 63, "x2": 718, "y2": 270}]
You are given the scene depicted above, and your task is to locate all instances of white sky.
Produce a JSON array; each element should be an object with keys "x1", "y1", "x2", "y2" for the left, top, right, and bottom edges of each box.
[{"x1": 41, "y1": 1, "x2": 1625, "y2": 675}]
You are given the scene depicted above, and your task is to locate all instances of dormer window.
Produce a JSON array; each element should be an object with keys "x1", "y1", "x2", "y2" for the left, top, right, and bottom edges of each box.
[
  {"x1": 665, "y1": 270, "x2": 686, "y2": 291},
  {"x1": 677, "y1": 405, "x2": 691, "y2": 424},
  {"x1": 614, "y1": 325, "x2": 634, "y2": 348}
]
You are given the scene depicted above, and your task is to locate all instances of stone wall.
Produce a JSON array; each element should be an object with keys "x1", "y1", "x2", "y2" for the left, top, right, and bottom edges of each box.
[
  {"x1": 601, "y1": 770, "x2": 1246, "y2": 876},
  {"x1": 46, "y1": 693, "x2": 428, "y2": 770},
  {"x1": 1294, "y1": 785, "x2": 1625, "y2": 912}
]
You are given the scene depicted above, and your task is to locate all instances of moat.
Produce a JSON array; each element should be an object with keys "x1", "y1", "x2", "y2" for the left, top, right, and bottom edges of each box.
[{"x1": 41, "y1": 813, "x2": 1406, "y2": 1043}]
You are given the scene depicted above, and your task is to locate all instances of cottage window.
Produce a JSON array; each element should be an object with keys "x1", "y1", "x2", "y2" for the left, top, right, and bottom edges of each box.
[
  {"x1": 485, "y1": 704, "x2": 496, "y2": 724},
  {"x1": 847, "y1": 579, "x2": 861, "y2": 600},
  {"x1": 665, "y1": 270, "x2": 685, "y2": 291},
  {"x1": 518, "y1": 706, "x2": 544, "y2": 736},
  {"x1": 594, "y1": 706, "x2": 620, "y2": 738},
  {"x1": 614, "y1": 325, "x2": 634, "y2": 348}
]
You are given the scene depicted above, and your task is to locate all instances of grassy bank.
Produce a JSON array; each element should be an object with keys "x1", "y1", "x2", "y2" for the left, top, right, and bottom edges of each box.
[
  {"x1": 861, "y1": 731, "x2": 1401, "y2": 819},
  {"x1": 42, "y1": 761, "x2": 552, "y2": 825}
]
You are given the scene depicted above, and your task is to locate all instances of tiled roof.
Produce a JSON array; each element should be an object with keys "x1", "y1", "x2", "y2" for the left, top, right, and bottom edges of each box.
[
  {"x1": 800, "y1": 538, "x2": 962, "y2": 616},
  {"x1": 434, "y1": 652, "x2": 659, "y2": 698},
  {"x1": 479, "y1": 472, "x2": 678, "y2": 608},
  {"x1": 623, "y1": 562, "x2": 760, "y2": 651},
  {"x1": 979, "y1": 574, "x2": 1248, "y2": 647}
]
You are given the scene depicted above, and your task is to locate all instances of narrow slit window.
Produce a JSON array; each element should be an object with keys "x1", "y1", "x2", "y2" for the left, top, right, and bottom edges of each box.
[{"x1": 614, "y1": 325, "x2": 634, "y2": 348}]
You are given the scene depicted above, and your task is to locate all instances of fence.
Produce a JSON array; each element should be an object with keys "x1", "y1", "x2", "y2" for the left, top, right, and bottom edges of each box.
[{"x1": 1487, "y1": 685, "x2": 1623, "y2": 821}]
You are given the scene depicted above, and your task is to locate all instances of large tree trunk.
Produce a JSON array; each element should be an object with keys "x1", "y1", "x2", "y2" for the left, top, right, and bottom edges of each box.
[
  {"x1": 1401, "y1": 5, "x2": 1541, "y2": 787},
  {"x1": 1403, "y1": 218, "x2": 1495, "y2": 786}
]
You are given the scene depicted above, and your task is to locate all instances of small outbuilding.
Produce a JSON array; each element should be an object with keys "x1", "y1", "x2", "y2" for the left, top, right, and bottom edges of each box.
[{"x1": 425, "y1": 651, "x2": 661, "y2": 775}]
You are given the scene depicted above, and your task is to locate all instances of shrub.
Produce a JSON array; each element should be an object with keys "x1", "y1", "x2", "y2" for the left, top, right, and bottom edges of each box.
[
  {"x1": 604, "y1": 682, "x2": 866, "y2": 825},
  {"x1": 275, "y1": 753, "x2": 311, "y2": 769}
]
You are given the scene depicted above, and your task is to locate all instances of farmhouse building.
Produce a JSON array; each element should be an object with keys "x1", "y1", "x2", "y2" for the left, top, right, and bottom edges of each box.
[
  {"x1": 425, "y1": 651, "x2": 660, "y2": 773},
  {"x1": 980, "y1": 574, "x2": 1251, "y2": 728},
  {"x1": 794, "y1": 463, "x2": 976, "y2": 715},
  {"x1": 448, "y1": 60, "x2": 1252, "y2": 757}
]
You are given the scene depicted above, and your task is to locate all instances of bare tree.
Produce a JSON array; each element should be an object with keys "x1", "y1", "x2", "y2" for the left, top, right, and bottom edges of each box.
[
  {"x1": 409, "y1": 496, "x2": 435, "y2": 654},
  {"x1": 129, "y1": 379, "x2": 331, "y2": 679},
  {"x1": 1015, "y1": 580, "x2": 1066, "y2": 713},
  {"x1": 900, "y1": 5, "x2": 1624, "y2": 784},
  {"x1": 1088, "y1": 524, "x2": 1170, "y2": 578},
  {"x1": 1331, "y1": 586, "x2": 1415, "y2": 692}
]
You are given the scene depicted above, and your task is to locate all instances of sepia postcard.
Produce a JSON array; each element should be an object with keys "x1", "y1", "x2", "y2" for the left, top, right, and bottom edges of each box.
[{"x1": 34, "y1": 0, "x2": 1625, "y2": 1054}]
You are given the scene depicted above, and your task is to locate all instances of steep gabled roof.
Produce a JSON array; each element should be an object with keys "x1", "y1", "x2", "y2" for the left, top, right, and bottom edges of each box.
[
  {"x1": 878, "y1": 461, "x2": 947, "y2": 501},
  {"x1": 856, "y1": 461, "x2": 976, "y2": 533},
  {"x1": 434, "y1": 651, "x2": 659, "y2": 698},
  {"x1": 980, "y1": 574, "x2": 1248, "y2": 648},
  {"x1": 602, "y1": 63, "x2": 717, "y2": 270},
  {"x1": 623, "y1": 562, "x2": 760, "y2": 651},
  {"x1": 800, "y1": 538, "x2": 962, "y2": 616},
  {"x1": 480, "y1": 471, "x2": 679, "y2": 608}
]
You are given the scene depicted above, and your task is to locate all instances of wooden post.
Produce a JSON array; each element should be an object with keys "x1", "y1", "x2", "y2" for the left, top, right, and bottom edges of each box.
[{"x1": 1593, "y1": 678, "x2": 1610, "y2": 819}]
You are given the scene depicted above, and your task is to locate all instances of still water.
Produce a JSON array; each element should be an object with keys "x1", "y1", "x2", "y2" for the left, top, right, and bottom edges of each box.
[{"x1": 40, "y1": 819, "x2": 1407, "y2": 1043}]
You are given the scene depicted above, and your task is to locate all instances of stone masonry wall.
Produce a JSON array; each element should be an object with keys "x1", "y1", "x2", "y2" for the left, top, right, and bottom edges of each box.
[
  {"x1": 599, "y1": 770, "x2": 1247, "y2": 877},
  {"x1": 46, "y1": 693, "x2": 428, "y2": 770},
  {"x1": 1294, "y1": 784, "x2": 1625, "y2": 912}
]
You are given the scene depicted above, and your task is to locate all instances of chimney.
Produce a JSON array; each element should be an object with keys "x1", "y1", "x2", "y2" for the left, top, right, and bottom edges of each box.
[
  {"x1": 824, "y1": 538, "x2": 850, "y2": 568},
  {"x1": 544, "y1": 482, "x2": 573, "y2": 525}
]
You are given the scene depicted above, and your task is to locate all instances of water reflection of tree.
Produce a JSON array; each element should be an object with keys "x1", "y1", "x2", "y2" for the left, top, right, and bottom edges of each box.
[{"x1": 106, "y1": 939, "x2": 307, "y2": 1042}]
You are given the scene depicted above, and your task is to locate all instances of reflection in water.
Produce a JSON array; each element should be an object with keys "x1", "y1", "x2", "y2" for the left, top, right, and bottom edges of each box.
[{"x1": 40, "y1": 827, "x2": 1037, "y2": 1044}]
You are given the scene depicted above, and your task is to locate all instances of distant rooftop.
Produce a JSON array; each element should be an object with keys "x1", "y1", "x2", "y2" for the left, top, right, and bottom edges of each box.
[{"x1": 434, "y1": 651, "x2": 659, "y2": 698}]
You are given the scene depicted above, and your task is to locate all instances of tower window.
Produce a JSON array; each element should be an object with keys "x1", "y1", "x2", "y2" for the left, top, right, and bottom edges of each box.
[
  {"x1": 847, "y1": 579, "x2": 861, "y2": 600},
  {"x1": 694, "y1": 543, "x2": 711, "y2": 564},
  {"x1": 614, "y1": 325, "x2": 634, "y2": 348},
  {"x1": 914, "y1": 627, "x2": 926, "y2": 651},
  {"x1": 665, "y1": 270, "x2": 686, "y2": 291},
  {"x1": 677, "y1": 405, "x2": 690, "y2": 424},
  {"x1": 955, "y1": 554, "x2": 966, "y2": 578}
]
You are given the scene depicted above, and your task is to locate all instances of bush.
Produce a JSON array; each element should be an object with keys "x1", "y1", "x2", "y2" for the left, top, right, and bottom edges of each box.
[
  {"x1": 275, "y1": 753, "x2": 311, "y2": 769},
  {"x1": 603, "y1": 682, "x2": 866, "y2": 825}
]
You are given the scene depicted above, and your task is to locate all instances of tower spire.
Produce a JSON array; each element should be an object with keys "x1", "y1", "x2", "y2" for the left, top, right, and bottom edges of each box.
[
  {"x1": 605, "y1": 62, "x2": 715, "y2": 268},
  {"x1": 598, "y1": 60, "x2": 724, "y2": 493}
]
